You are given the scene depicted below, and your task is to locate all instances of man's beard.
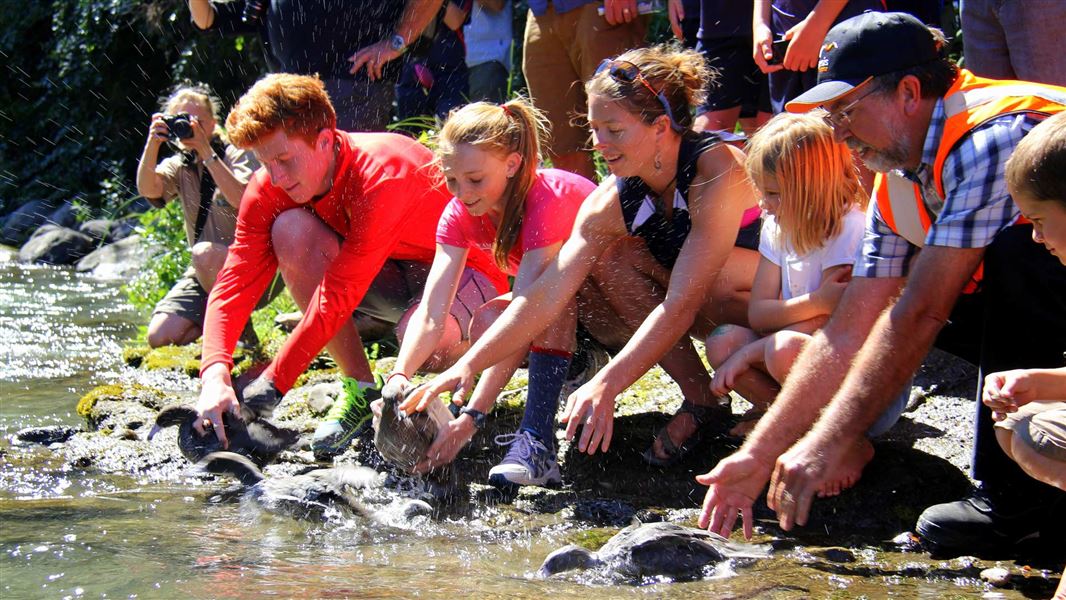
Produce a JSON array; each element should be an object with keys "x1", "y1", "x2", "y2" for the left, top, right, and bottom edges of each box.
[{"x1": 847, "y1": 132, "x2": 912, "y2": 173}]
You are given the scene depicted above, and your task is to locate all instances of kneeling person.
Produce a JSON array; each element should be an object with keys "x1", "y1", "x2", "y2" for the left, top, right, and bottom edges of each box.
[{"x1": 194, "y1": 74, "x2": 508, "y2": 456}]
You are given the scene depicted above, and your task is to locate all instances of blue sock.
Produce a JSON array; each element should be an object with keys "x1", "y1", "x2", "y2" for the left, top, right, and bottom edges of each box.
[{"x1": 519, "y1": 347, "x2": 572, "y2": 450}]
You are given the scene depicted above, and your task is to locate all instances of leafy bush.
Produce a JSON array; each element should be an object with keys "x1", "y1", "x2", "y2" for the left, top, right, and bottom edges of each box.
[{"x1": 123, "y1": 200, "x2": 189, "y2": 311}]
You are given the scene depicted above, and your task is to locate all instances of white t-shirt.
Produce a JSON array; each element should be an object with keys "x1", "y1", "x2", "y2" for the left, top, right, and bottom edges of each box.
[{"x1": 758, "y1": 206, "x2": 866, "y2": 300}]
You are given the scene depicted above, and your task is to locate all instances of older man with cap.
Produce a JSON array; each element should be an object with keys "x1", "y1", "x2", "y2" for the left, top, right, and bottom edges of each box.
[{"x1": 695, "y1": 11, "x2": 1066, "y2": 556}]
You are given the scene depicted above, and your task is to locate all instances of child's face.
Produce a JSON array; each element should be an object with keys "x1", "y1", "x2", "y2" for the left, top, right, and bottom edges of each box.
[
  {"x1": 757, "y1": 176, "x2": 781, "y2": 216},
  {"x1": 1013, "y1": 191, "x2": 1066, "y2": 265},
  {"x1": 440, "y1": 143, "x2": 519, "y2": 220}
]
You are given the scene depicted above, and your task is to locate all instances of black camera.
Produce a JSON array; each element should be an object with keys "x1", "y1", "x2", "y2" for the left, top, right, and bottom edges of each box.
[{"x1": 163, "y1": 113, "x2": 194, "y2": 141}]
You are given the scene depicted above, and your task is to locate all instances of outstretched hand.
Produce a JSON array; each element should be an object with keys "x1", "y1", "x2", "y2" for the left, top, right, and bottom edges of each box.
[
  {"x1": 559, "y1": 378, "x2": 615, "y2": 455},
  {"x1": 696, "y1": 449, "x2": 774, "y2": 540},
  {"x1": 194, "y1": 375, "x2": 241, "y2": 449},
  {"x1": 767, "y1": 434, "x2": 845, "y2": 531},
  {"x1": 400, "y1": 362, "x2": 476, "y2": 415}
]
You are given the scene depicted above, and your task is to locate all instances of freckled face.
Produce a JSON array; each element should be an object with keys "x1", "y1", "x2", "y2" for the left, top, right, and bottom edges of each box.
[
  {"x1": 440, "y1": 143, "x2": 520, "y2": 221},
  {"x1": 587, "y1": 93, "x2": 656, "y2": 178},
  {"x1": 251, "y1": 128, "x2": 334, "y2": 204},
  {"x1": 1013, "y1": 191, "x2": 1066, "y2": 265}
]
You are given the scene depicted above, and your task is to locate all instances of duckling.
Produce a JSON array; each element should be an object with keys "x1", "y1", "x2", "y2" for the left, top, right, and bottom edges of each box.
[
  {"x1": 148, "y1": 405, "x2": 300, "y2": 467},
  {"x1": 198, "y1": 451, "x2": 433, "y2": 523},
  {"x1": 538, "y1": 521, "x2": 771, "y2": 580}
]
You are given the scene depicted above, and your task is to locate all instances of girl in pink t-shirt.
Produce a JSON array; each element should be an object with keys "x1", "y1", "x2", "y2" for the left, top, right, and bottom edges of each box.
[{"x1": 387, "y1": 99, "x2": 596, "y2": 486}]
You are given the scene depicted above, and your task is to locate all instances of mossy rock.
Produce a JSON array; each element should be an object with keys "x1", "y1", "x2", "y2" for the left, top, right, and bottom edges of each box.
[
  {"x1": 140, "y1": 345, "x2": 201, "y2": 376},
  {"x1": 566, "y1": 527, "x2": 617, "y2": 551},
  {"x1": 76, "y1": 383, "x2": 166, "y2": 429},
  {"x1": 121, "y1": 345, "x2": 149, "y2": 368}
]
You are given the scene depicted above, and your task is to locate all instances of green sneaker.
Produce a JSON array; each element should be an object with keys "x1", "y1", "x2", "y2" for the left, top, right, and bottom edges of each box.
[{"x1": 311, "y1": 377, "x2": 381, "y2": 458}]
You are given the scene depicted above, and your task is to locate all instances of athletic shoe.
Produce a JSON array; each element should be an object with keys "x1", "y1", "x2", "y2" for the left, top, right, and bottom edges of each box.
[
  {"x1": 311, "y1": 378, "x2": 380, "y2": 458},
  {"x1": 487, "y1": 430, "x2": 561, "y2": 488}
]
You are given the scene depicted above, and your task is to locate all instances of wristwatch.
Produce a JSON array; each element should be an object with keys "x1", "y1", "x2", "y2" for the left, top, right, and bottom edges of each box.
[
  {"x1": 388, "y1": 33, "x2": 407, "y2": 54},
  {"x1": 459, "y1": 406, "x2": 487, "y2": 430}
]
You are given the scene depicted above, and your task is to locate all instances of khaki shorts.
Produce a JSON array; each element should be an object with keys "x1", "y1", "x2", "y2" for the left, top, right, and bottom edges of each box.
[
  {"x1": 153, "y1": 270, "x2": 285, "y2": 326},
  {"x1": 522, "y1": 3, "x2": 647, "y2": 157},
  {"x1": 356, "y1": 260, "x2": 501, "y2": 340},
  {"x1": 995, "y1": 401, "x2": 1066, "y2": 463}
]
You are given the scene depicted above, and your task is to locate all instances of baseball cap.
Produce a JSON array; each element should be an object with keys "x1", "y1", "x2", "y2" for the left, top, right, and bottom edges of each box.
[{"x1": 785, "y1": 11, "x2": 941, "y2": 113}]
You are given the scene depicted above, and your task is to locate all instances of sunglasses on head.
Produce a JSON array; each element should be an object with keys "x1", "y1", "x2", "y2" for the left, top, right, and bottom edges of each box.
[{"x1": 595, "y1": 59, "x2": 684, "y2": 133}]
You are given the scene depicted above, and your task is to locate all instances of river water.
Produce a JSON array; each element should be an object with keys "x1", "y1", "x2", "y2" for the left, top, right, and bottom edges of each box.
[{"x1": 0, "y1": 252, "x2": 1053, "y2": 599}]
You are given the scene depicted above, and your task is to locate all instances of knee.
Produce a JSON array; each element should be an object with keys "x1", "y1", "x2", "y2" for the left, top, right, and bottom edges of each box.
[
  {"x1": 704, "y1": 324, "x2": 754, "y2": 367},
  {"x1": 271, "y1": 209, "x2": 333, "y2": 269},
  {"x1": 469, "y1": 298, "x2": 508, "y2": 341},
  {"x1": 190, "y1": 241, "x2": 226, "y2": 270},
  {"x1": 764, "y1": 331, "x2": 809, "y2": 381},
  {"x1": 146, "y1": 313, "x2": 174, "y2": 348}
]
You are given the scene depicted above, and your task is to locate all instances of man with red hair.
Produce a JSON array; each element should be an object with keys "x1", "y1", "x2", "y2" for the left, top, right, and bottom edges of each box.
[{"x1": 194, "y1": 74, "x2": 507, "y2": 458}]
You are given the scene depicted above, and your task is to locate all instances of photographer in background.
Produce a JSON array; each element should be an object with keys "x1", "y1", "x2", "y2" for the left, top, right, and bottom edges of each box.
[{"x1": 136, "y1": 84, "x2": 265, "y2": 349}]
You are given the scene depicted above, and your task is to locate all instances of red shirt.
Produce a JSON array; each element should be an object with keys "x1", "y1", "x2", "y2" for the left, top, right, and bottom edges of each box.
[{"x1": 200, "y1": 131, "x2": 508, "y2": 392}]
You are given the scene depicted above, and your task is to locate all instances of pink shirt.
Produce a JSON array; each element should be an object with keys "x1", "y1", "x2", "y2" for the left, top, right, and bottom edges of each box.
[{"x1": 436, "y1": 169, "x2": 596, "y2": 275}]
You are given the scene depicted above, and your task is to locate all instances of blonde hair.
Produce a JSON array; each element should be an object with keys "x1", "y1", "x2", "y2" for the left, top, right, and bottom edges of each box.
[
  {"x1": 226, "y1": 73, "x2": 336, "y2": 148},
  {"x1": 585, "y1": 43, "x2": 714, "y2": 130},
  {"x1": 436, "y1": 97, "x2": 550, "y2": 270},
  {"x1": 1006, "y1": 111, "x2": 1066, "y2": 207},
  {"x1": 745, "y1": 112, "x2": 867, "y2": 255}
]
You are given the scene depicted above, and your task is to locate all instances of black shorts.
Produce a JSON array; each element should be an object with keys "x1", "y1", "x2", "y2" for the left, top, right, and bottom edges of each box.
[{"x1": 696, "y1": 36, "x2": 771, "y2": 116}]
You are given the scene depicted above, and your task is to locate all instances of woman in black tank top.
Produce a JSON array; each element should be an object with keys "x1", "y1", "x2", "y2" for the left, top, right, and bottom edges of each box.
[{"x1": 417, "y1": 44, "x2": 762, "y2": 468}]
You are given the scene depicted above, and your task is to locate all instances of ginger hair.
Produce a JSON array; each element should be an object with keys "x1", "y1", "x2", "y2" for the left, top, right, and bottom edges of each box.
[
  {"x1": 745, "y1": 112, "x2": 867, "y2": 256},
  {"x1": 226, "y1": 73, "x2": 336, "y2": 148}
]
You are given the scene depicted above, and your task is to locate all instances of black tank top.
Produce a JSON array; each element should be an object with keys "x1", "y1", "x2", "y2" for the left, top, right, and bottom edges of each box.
[{"x1": 616, "y1": 130, "x2": 722, "y2": 269}]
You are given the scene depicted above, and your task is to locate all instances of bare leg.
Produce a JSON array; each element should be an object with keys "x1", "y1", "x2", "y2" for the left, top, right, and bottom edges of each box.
[
  {"x1": 817, "y1": 436, "x2": 875, "y2": 497},
  {"x1": 146, "y1": 312, "x2": 201, "y2": 348},
  {"x1": 550, "y1": 150, "x2": 596, "y2": 182},
  {"x1": 1000, "y1": 426, "x2": 1066, "y2": 491},
  {"x1": 271, "y1": 209, "x2": 373, "y2": 382},
  {"x1": 705, "y1": 324, "x2": 779, "y2": 437},
  {"x1": 190, "y1": 241, "x2": 229, "y2": 292},
  {"x1": 587, "y1": 237, "x2": 752, "y2": 461},
  {"x1": 396, "y1": 304, "x2": 468, "y2": 374}
]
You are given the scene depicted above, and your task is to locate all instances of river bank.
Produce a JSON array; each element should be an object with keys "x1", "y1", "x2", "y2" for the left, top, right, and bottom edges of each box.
[{"x1": 2, "y1": 254, "x2": 1063, "y2": 598}]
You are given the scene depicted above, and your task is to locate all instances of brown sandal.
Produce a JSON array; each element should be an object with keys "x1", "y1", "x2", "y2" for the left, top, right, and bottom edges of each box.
[{"x1": 641, "y1": 400, "x2": 731, "y2": 467}]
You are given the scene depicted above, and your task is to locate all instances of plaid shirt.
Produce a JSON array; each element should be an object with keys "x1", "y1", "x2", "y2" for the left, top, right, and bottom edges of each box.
[{"x1": 855, "y1": 98, "x2": 1041, "y2": 278}]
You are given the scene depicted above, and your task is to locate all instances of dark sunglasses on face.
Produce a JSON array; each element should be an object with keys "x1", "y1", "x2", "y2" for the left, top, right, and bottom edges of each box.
[{"x1": 595, "y1": 59, "x2": 684, "y2": 133}]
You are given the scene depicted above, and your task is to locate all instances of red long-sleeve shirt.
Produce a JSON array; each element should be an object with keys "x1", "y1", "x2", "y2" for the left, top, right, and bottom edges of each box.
[{"x1": 200, "y1": 131, "x2": 508, "y2": 392}]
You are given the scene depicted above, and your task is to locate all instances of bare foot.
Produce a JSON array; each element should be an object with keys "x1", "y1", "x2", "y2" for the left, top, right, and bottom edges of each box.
[
  {"x1": 726, "y1": 407, "x2": 767, "y2": 439},
  {"x1": 649, "y1": 411, "x2": 701, "y2": 462},
  {"x1": 817, "y1": 437, "x2": 874, "y2": 498}
]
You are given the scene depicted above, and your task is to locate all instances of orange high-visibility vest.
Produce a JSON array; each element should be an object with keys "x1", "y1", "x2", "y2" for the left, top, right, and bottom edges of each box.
[{"x1": 873, "y1": 70, "x2": 1066, "y2": 290}]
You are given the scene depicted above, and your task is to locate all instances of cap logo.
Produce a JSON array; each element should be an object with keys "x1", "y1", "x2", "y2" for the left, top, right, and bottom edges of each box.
[{"x1": 817, "y1": 42, "x2": 836, "y2": 73}]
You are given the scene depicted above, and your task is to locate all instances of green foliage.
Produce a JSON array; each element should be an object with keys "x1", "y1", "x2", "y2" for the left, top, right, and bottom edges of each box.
[
  {"x1": 0, "y1": 0, "x2": 264, "y2": 215},
  {"x1": 123, "y1": 200, "x2": 189, "y2": 311}
]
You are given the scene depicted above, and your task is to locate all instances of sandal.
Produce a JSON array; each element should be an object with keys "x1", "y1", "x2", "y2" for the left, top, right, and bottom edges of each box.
[
  {"x1": 641, "y1": 400, "x2": 732, "y2": 467},
  {"x1": 725, "y1": 408, "x2": 767, "y2": 442}
]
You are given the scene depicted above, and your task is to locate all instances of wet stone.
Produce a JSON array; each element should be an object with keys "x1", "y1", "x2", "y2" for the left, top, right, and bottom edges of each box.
[
  {"x1": 564, "y1": 499, "x2": 638, "y2": 526},
  {"x1": 513, "y1": 486, "x2": 578, "y2": 514},
  {"x1": 981, "y1": 566, "x2": 1012, "y2": 587},
  {"x1": 812, "y1": 547, "x2": 857, "y2": 563}
]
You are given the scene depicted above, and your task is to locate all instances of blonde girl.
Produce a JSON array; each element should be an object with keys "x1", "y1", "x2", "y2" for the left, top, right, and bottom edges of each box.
[
  {"x1": 706, "y1": 112, "x2": 905, "y2": 495},
  {"x1": 390, "y1": 98, "x2": 596, "y2": 486}
]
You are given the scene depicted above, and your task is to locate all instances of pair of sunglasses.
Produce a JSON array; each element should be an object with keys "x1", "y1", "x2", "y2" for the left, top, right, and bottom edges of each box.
[{"x1": 595, "y1": 59, "x2": 684, "y2": 132}]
